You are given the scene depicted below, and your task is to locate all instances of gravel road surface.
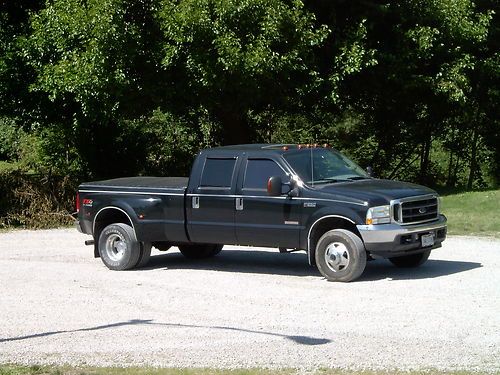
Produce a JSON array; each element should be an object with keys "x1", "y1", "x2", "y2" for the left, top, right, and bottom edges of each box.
[{"x1": 0, "y1": 229, "x2": 499, "y2": 371}]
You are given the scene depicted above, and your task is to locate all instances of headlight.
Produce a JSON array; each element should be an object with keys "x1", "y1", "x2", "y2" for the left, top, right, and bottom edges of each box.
[{"x1": 366, "y1": 205, "x2": 391, "y2": 225}]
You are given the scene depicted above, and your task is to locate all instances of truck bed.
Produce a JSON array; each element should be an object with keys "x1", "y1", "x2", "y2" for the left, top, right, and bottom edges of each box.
[{"x1": 80, "y1": 177, "x2": 188, "y2": 191}]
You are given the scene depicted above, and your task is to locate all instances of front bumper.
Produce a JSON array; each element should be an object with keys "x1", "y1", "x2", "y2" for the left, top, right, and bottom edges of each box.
[{"x1": 356, "y1": 215, "x2": 447, "y2": 258}]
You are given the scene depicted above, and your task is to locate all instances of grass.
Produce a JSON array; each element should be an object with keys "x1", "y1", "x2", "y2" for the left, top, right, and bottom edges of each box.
[
  {"x1": 0, "y1": 366, "x2": 497, "y2": 375},
  {"x1": 441, "y1": 189, "x2": 500, "y2": 238}
]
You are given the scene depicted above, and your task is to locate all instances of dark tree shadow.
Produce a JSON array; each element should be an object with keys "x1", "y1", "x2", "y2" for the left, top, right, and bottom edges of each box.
[
  {"x1": 139, "y1": 248, "x2": 482, "y2": 281},
  {"x1": 0, "y1": 319, "x2": 331, "y2": 346}
]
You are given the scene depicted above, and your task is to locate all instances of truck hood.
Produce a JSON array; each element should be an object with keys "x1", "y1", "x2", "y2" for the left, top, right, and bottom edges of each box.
[{"x1": 313, "y1": 178, "x2": 437, "y2": 206}]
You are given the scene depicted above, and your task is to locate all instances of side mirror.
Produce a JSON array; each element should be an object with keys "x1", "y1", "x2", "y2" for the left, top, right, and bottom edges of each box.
[
  {"x1": 366, "y1": 166, "x2": 374, "y2": 178},
  {"x1": 267, "y1": 176, "x2": 283, "y2": 196}
]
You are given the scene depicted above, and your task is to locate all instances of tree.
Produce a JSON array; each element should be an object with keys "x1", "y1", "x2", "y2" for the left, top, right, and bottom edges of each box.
[
  {"x1": 305, "y1": 0, "x2": 496, "y2": 187},
  {"x1": 157, "y1": 0, "x2": 329, "y2": 144}
]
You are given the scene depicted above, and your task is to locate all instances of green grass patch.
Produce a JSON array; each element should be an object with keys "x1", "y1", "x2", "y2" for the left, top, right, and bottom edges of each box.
[
  {"x1": 441, "y1": 189, "x2": 500, "y2": 237},
  {"x1": 0, "y1": 366, "x2": 497, "y2": 375}
]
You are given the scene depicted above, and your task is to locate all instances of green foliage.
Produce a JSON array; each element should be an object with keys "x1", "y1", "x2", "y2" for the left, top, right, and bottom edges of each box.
[
  {"x1": 0, "y1": 0, "x2": 497, "y2": 202},
  {"x1": 329, "y1": 19, "x2": 377, "y2": 104},
  {"x1": 26, "y1": 0, "x2": 157, "y2": 119},
  {"x1": 159, "y1": 0, "x2": 328, "y2": 79},
  {"x1": 0, "y1": 117, "x2": 84, "y2": 176},
  {"x1": 156, "y1": 0, "x2": 330, "y2": 143},
  {"x1": 0, "y1": 117, "x2": 23, "y2": 160},
  {"x1": 126, "y1": 108, "x2": 220, "y2": 176}
]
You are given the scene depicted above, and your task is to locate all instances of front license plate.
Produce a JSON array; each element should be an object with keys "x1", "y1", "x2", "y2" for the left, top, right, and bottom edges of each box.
[{"x1": 421, "y1": 233, "x2": 435, "y2": 247}]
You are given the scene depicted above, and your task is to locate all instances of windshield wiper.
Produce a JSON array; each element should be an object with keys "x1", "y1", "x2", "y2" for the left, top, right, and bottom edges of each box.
[
  {"x1": 312, "y1": 178, "x2": 348, "y2": 184},
  {"x1": 347, "y1": 176, "x2": 370, "y2": 180}
]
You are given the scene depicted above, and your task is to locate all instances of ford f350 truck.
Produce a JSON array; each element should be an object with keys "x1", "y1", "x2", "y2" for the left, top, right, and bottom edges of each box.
[{"x1": 75, "y1": 144, "x2": 447, "y2": 282}]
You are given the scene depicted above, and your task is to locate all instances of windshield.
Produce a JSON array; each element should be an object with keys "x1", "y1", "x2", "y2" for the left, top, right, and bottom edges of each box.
[{"x1": 283, "y1": 148, "x2": 368, "y2": 185}]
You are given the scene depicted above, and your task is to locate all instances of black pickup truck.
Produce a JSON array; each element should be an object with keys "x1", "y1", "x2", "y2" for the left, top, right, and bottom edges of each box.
[{"x1": 76, "y1": 144, "x2": 447, "y2": 282}]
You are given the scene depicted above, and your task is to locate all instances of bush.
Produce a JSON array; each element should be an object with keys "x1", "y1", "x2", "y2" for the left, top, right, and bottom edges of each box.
[
  {"x1": 0, "y1": 117, "x2": 25, "y2": 161},
  {"x1": 0, "y1": 171, "x2": 76, "y2": 229}
]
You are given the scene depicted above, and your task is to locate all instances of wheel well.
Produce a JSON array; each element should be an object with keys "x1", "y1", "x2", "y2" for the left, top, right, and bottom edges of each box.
[
  {"x1": 308, "y1": 217, "x2": 362, "y2": 265},
  {"x1": 93, "y1": 208, "x2": 134, "y2": 257}
]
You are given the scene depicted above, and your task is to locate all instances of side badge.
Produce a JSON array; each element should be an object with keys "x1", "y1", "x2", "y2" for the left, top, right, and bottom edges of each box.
[
  {"x1": 82, "y1": 199, "x2": 93, "y2": 207},
  {"x1": 304, "y1": 202, "x2": 316, "y2": 208}
]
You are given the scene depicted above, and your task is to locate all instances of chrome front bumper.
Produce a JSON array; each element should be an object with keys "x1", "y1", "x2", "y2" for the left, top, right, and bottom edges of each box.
[{"x1": 356, "y1": 215, "x2": 447, "y2": 257}]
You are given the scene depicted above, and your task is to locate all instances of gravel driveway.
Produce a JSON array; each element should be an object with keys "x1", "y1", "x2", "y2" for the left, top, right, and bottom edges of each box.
[{"x1": 0, "y1": 229, "x2": 499, "y2": 371}]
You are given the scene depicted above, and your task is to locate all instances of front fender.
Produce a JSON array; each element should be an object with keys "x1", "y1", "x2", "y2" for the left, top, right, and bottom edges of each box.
[{"x1": 302, "y1": 205, "x2": 367, "y2": 265}]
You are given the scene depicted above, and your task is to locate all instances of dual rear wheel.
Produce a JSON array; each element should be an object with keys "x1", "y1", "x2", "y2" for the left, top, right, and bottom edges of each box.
[{"x1": 98, "y1": 223, "x2": 222, "y2": 270}]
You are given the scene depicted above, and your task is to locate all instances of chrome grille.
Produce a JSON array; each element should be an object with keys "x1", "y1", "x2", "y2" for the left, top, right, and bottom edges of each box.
[{"x1": 400, "y1": 197, "x2": 438, "y2": 224}]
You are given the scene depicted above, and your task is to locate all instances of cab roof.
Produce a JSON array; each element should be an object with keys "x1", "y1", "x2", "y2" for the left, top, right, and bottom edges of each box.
[{"x1": 208, "y1": 144, "x2": 331, "y2": 154}]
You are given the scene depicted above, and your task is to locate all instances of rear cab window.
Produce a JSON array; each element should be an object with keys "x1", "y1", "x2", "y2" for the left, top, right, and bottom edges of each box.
[{"x1": 200, "y1": 158, "x2": 237, "y2": 189}]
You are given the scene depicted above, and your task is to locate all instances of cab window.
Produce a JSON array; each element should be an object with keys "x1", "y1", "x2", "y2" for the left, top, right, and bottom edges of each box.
[
  {"x1": 200, "y1": 158, "x2": 236, "y2": 188},
  {"x1": 243, "y1": 159, "x2": 286, "y2": 190}
]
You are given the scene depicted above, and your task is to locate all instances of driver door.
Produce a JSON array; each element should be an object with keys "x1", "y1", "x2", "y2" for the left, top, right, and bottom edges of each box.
[{"x1": 235, "y1": 157, "x2": 302, "y2": 248}]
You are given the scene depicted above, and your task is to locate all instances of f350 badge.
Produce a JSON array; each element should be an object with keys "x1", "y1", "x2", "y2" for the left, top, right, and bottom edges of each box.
[{"x1": 82, "y1": 199, "x2": 93, "y2": 207}]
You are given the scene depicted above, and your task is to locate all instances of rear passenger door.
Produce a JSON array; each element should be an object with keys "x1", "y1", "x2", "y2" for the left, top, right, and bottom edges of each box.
[
  {"x1": 187, "y1": 156, "x2": 238, "y2": 244},
  {"x1": 235, "y1": 158, "x2": 301, "y2": 248}
]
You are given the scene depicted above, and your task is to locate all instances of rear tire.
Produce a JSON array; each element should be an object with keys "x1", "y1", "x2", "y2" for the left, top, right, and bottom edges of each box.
[
  {"x1": 315, "y1": 229, "x2": 366, "y2": 282},
  {"x1": 178, "y1": 244, "x2": 223, "y2": 259},
  {"x1": 98, "y1": 223, "x2": 140, "y2": 270},
  {"x1": 389, "y1": 250, "x2": 431, "y2": 268},
  {"x1": 135, "y1": 242, "x2": 152, "y2": 268}
]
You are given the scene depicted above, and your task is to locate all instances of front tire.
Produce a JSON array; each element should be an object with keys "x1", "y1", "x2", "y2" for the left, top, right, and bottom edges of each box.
[
  {"x1": 389, "y1": 250, "x2": 431, "y2": 268},
  {"x1": 178, "y1": 244, "x2": 223, "y2": 259},
  {"x1": 315, "y1": 229, "x2": 367, "y2": 282},
  {"x1": 98, "y1": 223, "x2": 141, "y2": 270}
]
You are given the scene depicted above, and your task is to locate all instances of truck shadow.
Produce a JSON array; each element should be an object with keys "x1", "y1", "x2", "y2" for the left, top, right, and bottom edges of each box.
[
  {"x1": 359, "y1": 259, "x2": 482, "y2": 281},
  {"x1": 144, "y1": 249, "x2": 319, "y2": 277},
  {"x1": 142, "y1": 248, "x2": 482, "y2": 281}
]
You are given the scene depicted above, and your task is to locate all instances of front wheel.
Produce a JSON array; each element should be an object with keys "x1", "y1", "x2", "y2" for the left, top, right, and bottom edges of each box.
[
  {"x1": 178, "y1": 244, "x2": 223, "y2": 259},
  {"x1": 389, "y1": 250, "x2": 431, "y2": 268},
  {"x1": 315, "y1": 229, "x2": 367, "y2": 282}
]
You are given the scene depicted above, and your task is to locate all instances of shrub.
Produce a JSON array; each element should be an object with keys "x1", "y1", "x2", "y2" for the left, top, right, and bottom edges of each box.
[{"x1": 0, "y1": 171, "x2": 76, "y2": 229}]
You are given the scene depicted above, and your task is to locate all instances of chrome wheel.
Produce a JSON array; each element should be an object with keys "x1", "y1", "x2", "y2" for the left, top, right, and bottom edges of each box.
[
  {"x1": 105, "y1": 233, "x2": 127, "y2": 262},
  {"x1": 98, "y1": 223, "x2": 141, "y2": 270},
  {"x1": 324, "y1": 242, "x2": 350, "y2": 272}
]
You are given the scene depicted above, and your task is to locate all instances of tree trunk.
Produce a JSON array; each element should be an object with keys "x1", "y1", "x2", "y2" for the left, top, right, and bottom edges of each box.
[
  {"x1": 217, "y1": 109, "x2": 252, "y2": 145},
  {"x1": 446, "y1": 149, "x2": 454, "y2": 187},
  {"x1": 419, "y1": 137, "x2": 431, "y2": 185},
  {"x1": 467, "y1": 129, "x2": 479, "y2": 190},
  {"x1": 388, "y1": 147, "x2": 417, "y2": 179}
]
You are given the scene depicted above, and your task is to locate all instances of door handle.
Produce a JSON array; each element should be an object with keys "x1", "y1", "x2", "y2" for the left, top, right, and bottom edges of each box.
[
  {"x1": 235, "y1": 197, "x2": 243, "y2": 211},
  {"x1": 192, "y1": 196, "x2": 200, "y2": 209}
]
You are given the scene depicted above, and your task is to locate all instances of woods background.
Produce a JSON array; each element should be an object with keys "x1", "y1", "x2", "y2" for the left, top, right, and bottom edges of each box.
[{"x1": 0, "y1": 0, "x2": 498, "y2": 227}]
